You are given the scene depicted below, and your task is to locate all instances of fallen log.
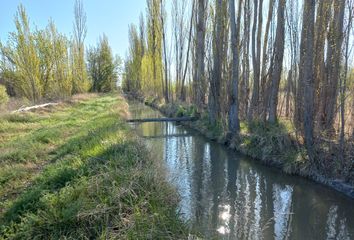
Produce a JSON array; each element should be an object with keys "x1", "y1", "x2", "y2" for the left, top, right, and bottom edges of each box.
[{"x1": 12, "y1": 103, "x2": 59, "y2": 113}]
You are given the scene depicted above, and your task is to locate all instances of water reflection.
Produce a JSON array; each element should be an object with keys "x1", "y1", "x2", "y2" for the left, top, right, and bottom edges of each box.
[{"x1": 129, "y1": 101, "x2": 354, "y2": 239}]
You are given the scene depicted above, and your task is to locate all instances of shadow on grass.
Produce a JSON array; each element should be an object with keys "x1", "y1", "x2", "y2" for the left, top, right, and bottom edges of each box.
[
  {"x1": 1, "y1": 117, "x2": 125, "y2": 223},
  {"x1": 1, "y1": 125, "x2": 187, "y2": 239}
]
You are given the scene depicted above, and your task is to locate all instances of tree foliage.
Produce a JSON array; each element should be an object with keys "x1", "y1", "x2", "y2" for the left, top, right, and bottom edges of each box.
[
  {"x1": 0, "y1": 2, "x2": 121, "y2": 102},
  {"x1": 124, "y1": 0, "x2": 164, "y2": 98},
  {"x1": 0, "y1": 5, "x2": 74, "y2": 102},
  {"x1": 87, "y1": 35, "x2": 120, "y2": 92}
]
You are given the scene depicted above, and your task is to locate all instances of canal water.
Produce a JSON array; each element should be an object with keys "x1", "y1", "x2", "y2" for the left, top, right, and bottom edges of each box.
[{"x1": 128, "y1": 100, "x2": 354, "y2": 240}]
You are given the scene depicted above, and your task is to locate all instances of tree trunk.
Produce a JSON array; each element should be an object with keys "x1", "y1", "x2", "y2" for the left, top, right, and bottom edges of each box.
[
  {"x1": 240, "y1": 0, "x2": 250, "y2": 118},
  {"x1": 320, "y1": 0, "x2": 345, "y2": 132},
  {"x1": 180, "y1": 0, "x2": 195, "y2": 101},
  {"x1": 194, "y1": 0, "x2": 206, "y2": 107},
  {"x1": 260, "y1": 0, "x2": 274, "y2": 120},
  {"x1": 285, "y1": 69, "x2": 292, "y2": 117},
  {"x1": 228, "y1": 0, "x2": 240, "y2": 135},
  {"x1": 299, "y1": 0, "x2": 316, "y2": 160},
  {"x1": 267, "y1": 0, "x2": 285, "y2": 124},
  {"x1": 313, "y1": 1, "x2": 331, "y2": 118},
  {"x1": 160, "y1": 0, "x2": 169, "y2": 102},
  {"x1": 340, "y1": 2, "x2": 352, "y2": 158},
  {"x1": 209, "y1": 0, "x2": 223, "y2": 124},
  {"x1": 248, "y1": 0, "x2": 263, "y2": 120}
]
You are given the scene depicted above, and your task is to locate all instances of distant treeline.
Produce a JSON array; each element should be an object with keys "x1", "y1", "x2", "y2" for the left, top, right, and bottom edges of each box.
[{"x1": 0, "y1": 1, "x2": 121, "y2": 103}]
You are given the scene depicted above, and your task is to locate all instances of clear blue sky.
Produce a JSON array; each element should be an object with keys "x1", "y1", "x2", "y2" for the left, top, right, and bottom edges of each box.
[{"x1": 0, "y1": 0, "x2": 146, "y2": 58}]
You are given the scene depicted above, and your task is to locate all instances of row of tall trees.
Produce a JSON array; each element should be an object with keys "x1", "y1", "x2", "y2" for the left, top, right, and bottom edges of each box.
[
  {"x1": 0, "y1": 1, "x2": 119, "y2": 102},
  {"x1": 124, "y1": 0, "x2": 354, "y2": 164},
  {"x1": 123, "y1": 0, "x2": 164, "y2": 99}
]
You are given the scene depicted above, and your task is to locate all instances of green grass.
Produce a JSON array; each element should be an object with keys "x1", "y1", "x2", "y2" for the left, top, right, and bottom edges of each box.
[
  {"x1": 0, "y1": 94, "x2": 188, "y2": 239},
  {"x1": 235, "y1": 120, "x2": 304, "y2": 172}
]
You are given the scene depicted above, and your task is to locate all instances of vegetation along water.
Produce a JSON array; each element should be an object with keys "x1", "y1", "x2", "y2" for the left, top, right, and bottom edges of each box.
[{"x1": 1, "y1": 0, "x2": 354, "y2": 239}]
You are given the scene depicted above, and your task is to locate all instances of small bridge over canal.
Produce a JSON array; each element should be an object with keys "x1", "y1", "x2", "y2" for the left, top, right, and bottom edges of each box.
[{"x1": 126, "y1": 117, "x2": 197, "y2": 123}]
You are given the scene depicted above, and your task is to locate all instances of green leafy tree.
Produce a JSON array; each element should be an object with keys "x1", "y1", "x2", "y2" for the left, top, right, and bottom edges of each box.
[
  {"x1": 87, "y1": 35, "x2": 119, "y2": 92},
  {"x1": 0, "y1": 5, "x2": 74, "y2": 101},
  {"x1": 1, "y1": 5, "x2": 42, "y2": 102},
  {"x1": 123, "y1": 24, "x2": 144, "y2": 93}
]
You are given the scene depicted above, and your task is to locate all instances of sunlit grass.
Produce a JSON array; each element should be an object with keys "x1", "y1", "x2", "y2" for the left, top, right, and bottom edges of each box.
[{"x1": 0, "y1": 94, "x2": 188, "y2": 239}]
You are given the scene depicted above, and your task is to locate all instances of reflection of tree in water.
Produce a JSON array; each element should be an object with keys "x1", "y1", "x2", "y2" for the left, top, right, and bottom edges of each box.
[
  {"x1": 249, "y1": 173, "x2": 263, "y2": 238},
  {"x1": 226, "y1": 151, "x2": 238, "y2": 239},
  {"x1": 272, "y1": 184, "x2": 293, "y2": 240},
  {"x1": 163, "y1": 122, "x2": 193, "y2": 219},
  {"x1": 129, "y1": 102, "x2": 354, "y2": 240},
  {"x1": 190, "y1": 136, "x2": 206, "y2": 224},
  {"x1": 326, "y1": 205, "x2": 350, "y2": 240}
]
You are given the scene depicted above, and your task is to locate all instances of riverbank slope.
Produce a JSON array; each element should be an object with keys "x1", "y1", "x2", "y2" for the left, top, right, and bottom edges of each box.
[{"x1": 0, "y1": 94, "x2": 189, "y2": 239}]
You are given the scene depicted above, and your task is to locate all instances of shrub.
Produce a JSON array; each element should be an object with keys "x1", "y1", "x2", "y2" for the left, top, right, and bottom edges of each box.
[
  {"x1": 0, "y1": 85, "x2": 9, "y2": 106},
  {"x1": 176, "y1": 105, "x2": 187, "y2": 117}
]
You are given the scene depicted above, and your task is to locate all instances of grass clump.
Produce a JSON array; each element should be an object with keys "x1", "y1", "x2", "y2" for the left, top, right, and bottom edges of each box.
[
  {"x1": 236, "y1": 120, "x2": 301, "y2": 170},
  {"x1": 0, "y1": 94, "x2": 188, "y2": 239}
]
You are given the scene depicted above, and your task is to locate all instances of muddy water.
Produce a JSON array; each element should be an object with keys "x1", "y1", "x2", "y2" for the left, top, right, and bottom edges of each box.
[{"x1": 128, "y1": 101, "x2": 354, "y2": 240}]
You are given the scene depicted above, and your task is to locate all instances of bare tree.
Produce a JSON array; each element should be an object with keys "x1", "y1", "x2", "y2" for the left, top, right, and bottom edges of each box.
[
  {"x1": 320, "y1": 0, "x2": 345, "y2": 132},
  {"x1": 160, "y1": 0, "x2": 169, "y2": 102},
  {"x1": 284, "y1": 0, "x2": 299, "y2": 119},
  {"x1": 228, "y1": 0, "x2": 240, "y2": 135},
  {"x1": 260, "y1": 0, "x2": 274, "y2": 120},
  {"x1": 180, "y1": 0, "x2": 195, "y2": 101},
  {"x1": 313, "y1": 1, "x2": 331, "y2": 116},
  {"x1": 340, "y1": 0, "x2": 353, "y2": 156},
  {"x1": 73, "y1": 0, "x2": 87, "y2": 49},
  {"x1": 248, "y1": 0, "x2": 263, "y2": 120},
  {"x1": 267, "y1": 0, "x2": 285, "y2": 123},
  {"x1": 72, "y1": 0, "x2": 88, "y2": 93},
  {"x1": 209, "y1": 0, "x2": 224, "y2": 124},
  {"x1": 240, "y1": 0, "x2": 251, "y2": 118},
  {"x1": 299, "y1": 0, "x2": 316, "y2": 160},
  {"x1": 194, "y1": 0, "x2": 206, "y2": 107},
  {"x1": 172, "y1": 0, "x2": 186, "y2": 99}
]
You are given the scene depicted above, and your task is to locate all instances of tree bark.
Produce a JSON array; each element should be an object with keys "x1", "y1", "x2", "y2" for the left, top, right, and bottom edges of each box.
[
  {"x1": 285, "y1": 69, "x2": 292, "y2": 117},
  {"x1": 194, "y1": 0, "x2": 206, "y2": 107},
  {"x1": 260, "y1": 0, "x2": 274, "y2": 120},
  {"x1": 248, "y1": 0, "x2": 263, "y2": 120},
  {"x1": 209, "y1": 0, "x2": 224, "y2": 124},
  {"x1": 240, "y1": 0, "x2": 250, "y2": 118},
  {"x1": 313, "y1": 1, "x2": 331, "y2": 117},
  {"x1": 299, "y1": 0, "x2": 316, "y2": 160},
  {"x1": 320, "y1": 0, "x2": 345, "y2": 132},
  {"x1": 228, "y1": 0, "x2": 240, "y2": 135},
  {"x1": 160, "y1": 0, "x2": 169, "y2": 102},
  {"x1": 180, "y1": 1, "x2": 195, "y2": 101},
  {"x1": 340, "y1": 1, "x2": 352, "y2": 156},
  {"x1": 267, "y1": 0, "x2": 285, "y2": 124}
]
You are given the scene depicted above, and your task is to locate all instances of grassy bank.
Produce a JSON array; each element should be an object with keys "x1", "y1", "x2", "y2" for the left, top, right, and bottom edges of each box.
[
  {"x1": 134, "y1": 94, "x2": 354, "y2": 199},
  {"x1": 0, "y1": 94, "x2": 188, "y2": 239}
]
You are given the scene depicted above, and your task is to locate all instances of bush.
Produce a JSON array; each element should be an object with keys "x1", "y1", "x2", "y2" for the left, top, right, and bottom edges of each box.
[
  {"x1": 176, "y1": 105, "x2": 187, "y2": 117},
  {"x1": 0, "y1": 85, "x2": 9, "y2": 106}
]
